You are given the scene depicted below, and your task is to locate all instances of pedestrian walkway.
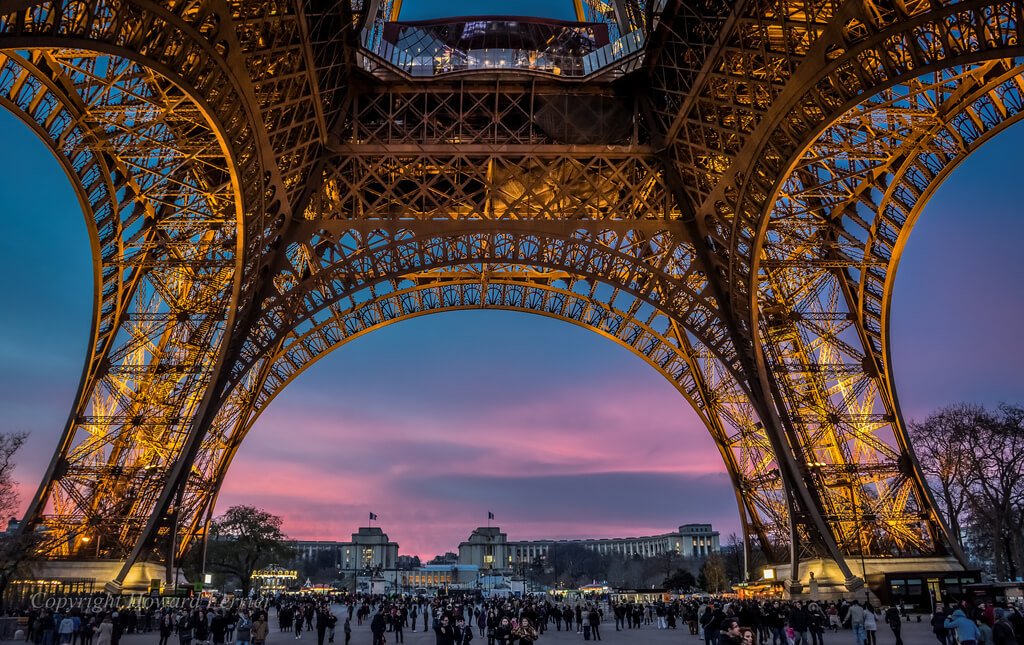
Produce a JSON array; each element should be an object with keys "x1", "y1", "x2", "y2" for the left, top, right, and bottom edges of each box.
[{"x1": 1, "y1": 607, "x2": 941, "y2": 645}]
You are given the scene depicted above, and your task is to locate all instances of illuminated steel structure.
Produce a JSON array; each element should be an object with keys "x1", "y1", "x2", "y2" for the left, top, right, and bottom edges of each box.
[{"x1": 2, "y1": 0, "x2": 1018, "y2": 591}]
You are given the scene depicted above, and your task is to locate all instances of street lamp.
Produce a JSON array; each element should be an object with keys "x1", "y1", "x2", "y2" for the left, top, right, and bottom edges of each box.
[{"x1": 821, "y1": 475, "x2": 872, "y2": 600}]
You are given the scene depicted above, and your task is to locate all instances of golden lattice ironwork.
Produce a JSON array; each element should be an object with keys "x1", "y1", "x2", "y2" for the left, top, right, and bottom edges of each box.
[{"x1": 3, "y1": 0, "x2": 1018, "y2": 590}]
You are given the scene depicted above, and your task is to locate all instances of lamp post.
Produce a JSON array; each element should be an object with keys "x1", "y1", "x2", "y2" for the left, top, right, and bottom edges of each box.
[
  {"x1": 819, "y1": 472, "x2": 873, "y2": 600},
  {"x1": 848, "y1": 482, "x2": 875, "y2": 603}
]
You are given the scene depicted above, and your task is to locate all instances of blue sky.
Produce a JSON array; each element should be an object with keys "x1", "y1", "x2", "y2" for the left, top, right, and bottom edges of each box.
[{"x1": 0, "y1": 5, "x2": 1022, "y2": 556}]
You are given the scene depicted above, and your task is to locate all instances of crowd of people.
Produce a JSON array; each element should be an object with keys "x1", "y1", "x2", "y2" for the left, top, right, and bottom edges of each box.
[
  {"x1": 17, "y1": 603, "x2": 271, "y2": 645},
  {"x1": 10, "y1": 591, "x2": 1024, "y2": 645},
  {"x1": 693, "y1": 598, "x2": 1024, "y2": 645},
  {"x1": 252, "y1": 591, "x2": 1024, "y2": 645}
]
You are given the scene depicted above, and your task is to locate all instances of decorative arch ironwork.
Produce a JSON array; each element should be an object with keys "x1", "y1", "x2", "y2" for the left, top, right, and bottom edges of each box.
[
  {"x1": 2, "y1": 0, "x2": 1020, "y2": 592},
  {"x1": 0, "y1": 47, "x2": 241, "y2": 560},
  {"x1": 754, "y1": 59, "x2": 1024, "y2": 562},
  {"x1": 186, "y1": 277, "x2": 787, "y2": 566}
]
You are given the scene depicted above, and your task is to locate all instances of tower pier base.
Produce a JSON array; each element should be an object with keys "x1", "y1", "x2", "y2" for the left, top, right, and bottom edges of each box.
[
  {"x1": 773, "y1": 556, "x2": 965, "y2": 602},
  {"x1": 17, "y1": 560, "x2": 174, "y2": 595}
]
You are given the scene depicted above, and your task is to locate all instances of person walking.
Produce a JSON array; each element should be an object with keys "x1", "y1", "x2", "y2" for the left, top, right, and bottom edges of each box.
[
  {"x1": 391, "y1": 610, "x2": 403, "y2": 645},
  {"x1": 59, "y1": 616, "x2": 76, "y2": 645},
  {"x1": 511, "y1": 618, "x2": 537, "y2": 645},
  {"x1": 932, "y1": 606, "x2": 951, "y2": 645},
  {"x1": 808, "y1": 603, "x2": 826, "y2": 645},
  {"x1": 845, "y1": 601, "x2": 867, "y2": 645},
  {"x1": 454, "y1": 617, "x2": 473, "y2": 645},
  {"x1": 80, "y1": 618, "x2": 96, "y2": 645},
  {"x1": 828, "y1": 605, "x2": 842, "y2": 633},
  {"x1": 159, "y1": 612, "x2": 175, "y2": 645},
  {"x1": 476, "y1": 609, "x2": 486, "y2": 639},
  {"x1": 979, "y1": 619, "x2": 994, "y2": 645},
  {"x1": 493, "y1": 618, "x2": 512, "y2": 645},
  {"x1": 251, "y1": 613, "x2": 268, "y2": 645},
  {"x1": 325, "y1": 611, "x2": 337, "y2": 645},
  {"x1": 434, "y1": 615, "x2": 456, "y2": 645},
  {"x1": 721, "y1": 619, "x2": 744, "y2": 645},
  {"x1": 370, "y1": 609, "x2": 387, "y2": 645},
  {"x1": 234, "y1": 613, "x2": 251, "y2": 645},
  {"x1": 315, "y1": 608, "x2": 328, "y2": 645},
  {"x1": 96, "y1": 619, "x2": 114, "y2": 645},
  {"x1": 342, "y1": 618, "x2": 350, "y2": 645},
  {"x1": 192, "y1": 612, "x2": 208, "y2": 645},
  {"x1": 885, "y1": 606, "x2": 903, "y2": 645},
  {"x1": 176, "y1": 615, "x2": 193, "y2": 645},
  {"x1": 944, "y1": 609, "x2": 981, "y2": 645},
  {"x1": 791, "y1": 602, "x2": 811, "y2": 645},
  {"x1": 991, "y1": 609, "x2": 1015, "y2": 645},
  {"x1": 708, "y1": 604, "x2": 727, "y2": 645},
  {"x1": 864, "y1": 604, "x2": 878, "y2": 645}
]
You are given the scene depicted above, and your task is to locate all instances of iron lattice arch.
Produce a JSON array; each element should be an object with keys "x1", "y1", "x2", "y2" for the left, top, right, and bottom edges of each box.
[{"x1": 2, "y1": 0, "x2": 1019, "y2": 588}]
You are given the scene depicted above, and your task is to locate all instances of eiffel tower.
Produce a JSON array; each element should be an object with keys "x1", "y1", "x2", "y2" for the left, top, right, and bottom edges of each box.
[{"x1": 3, "y1": 0, "x2": 1011, "y2": 594}]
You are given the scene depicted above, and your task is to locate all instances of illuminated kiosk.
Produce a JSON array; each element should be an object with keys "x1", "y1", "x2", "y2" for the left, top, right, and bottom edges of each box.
[{"x1": 252, "y1": 565, "x2": 298, "y2": 593}]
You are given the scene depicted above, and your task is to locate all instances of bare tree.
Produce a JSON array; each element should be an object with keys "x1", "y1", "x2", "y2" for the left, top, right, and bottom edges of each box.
[
  {"x1": 0, "y1": 432, "x2": 27, "y2": 521},
  {"x1": 965, "y1": 404, "x2": 1024, "y2": 578},
  {"x1": 909, "y1": 403, "x2": 982, "y2": 551},
  {"x1": 0, "y1": 432, "x2": 33, "y2": 601},
  {"x1": 910, "y1": 403, "x2": 1024, "y2": 578},
  {"x1": 722, "y1": 533, "x2": 746, "y2": 582},
  {"x1": 698, "y1": 553, "x2": 729, "y2": 593}
]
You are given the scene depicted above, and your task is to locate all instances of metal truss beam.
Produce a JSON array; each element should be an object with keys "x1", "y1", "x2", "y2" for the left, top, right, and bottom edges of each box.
[{"x1": 3, "y1": 0, "x2": 1018, "y2": 589}]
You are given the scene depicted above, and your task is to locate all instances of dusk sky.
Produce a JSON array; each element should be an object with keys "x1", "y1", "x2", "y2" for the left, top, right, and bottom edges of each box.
[{"x1": 1, "y1": 0, "x2": 1023, "y2": 560}]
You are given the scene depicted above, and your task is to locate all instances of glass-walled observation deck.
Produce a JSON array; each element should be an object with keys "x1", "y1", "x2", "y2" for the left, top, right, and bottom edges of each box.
[{"x1": 358, "y1": 0, "x2": 658, "y2": 78}]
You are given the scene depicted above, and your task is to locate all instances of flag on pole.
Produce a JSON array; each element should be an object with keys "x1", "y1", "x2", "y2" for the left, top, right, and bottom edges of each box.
[
  {"x1": 369, "y1": 512, "x2": 377, "y2": 521},
  {"x1": 487, "y1": 511, "x2": 494, "y2": 520}
]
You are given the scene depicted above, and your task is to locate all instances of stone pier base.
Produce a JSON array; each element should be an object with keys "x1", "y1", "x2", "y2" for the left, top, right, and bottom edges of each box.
[
  {"x1": 773, "y1": 556, "x2": 964, "y2": 601},
  {"x1": 19, "y1": 560, "x2": 173, "y2": 593}
]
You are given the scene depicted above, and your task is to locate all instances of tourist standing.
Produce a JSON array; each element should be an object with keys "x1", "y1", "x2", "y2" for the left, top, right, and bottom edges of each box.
[
  {"x1": 589, "y1": 606, "x2": 602, "y2": 641},
  {"x1": 885, "y1": 606, "x2": 903, "y2": 645},
  {"x1": 721, "y1": 619, "x2": 744, "y2": 645},
  {"x1": 251, "y1": 613, "x2": 268, "y2": 645}
]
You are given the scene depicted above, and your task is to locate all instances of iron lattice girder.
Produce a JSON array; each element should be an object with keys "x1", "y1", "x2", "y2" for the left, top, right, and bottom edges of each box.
[
  {"x1": 0, "y1": 47, "x2": 239, "y2": 560},
  {"x1": 233, "y1": 224, "x2": 738, "y2": 382},
  {"x1": 757, "y1": 59, "x2": 1024, "y2": 557},
  {"x1": 643, "y1": 0, "x2": 1024, "y2": 565},
  {"x1": 5, "y1": 0, "x2": 1022, "y2": 581}
]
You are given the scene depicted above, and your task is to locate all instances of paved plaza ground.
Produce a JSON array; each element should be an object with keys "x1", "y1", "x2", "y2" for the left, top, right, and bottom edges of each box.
[
  {"x1": 323, "y1": 610, "x2": 937, "y2": 645},
  {"x1": 2, "y1": 606, "x2": 943, "y2": 645}
]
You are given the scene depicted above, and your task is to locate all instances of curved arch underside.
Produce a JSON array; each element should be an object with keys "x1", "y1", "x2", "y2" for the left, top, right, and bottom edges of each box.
[
  {"x1": 0, "y1": 47, "x2": 240, "y2": 559},
  {"x1": 2, "y1": 0, "x2": 1022, "y2": 587},
  {"x1": 757, "y1": 59, "x2": 1024, "y2": 559},
  {"x1": 194, "y1": 278, "x2": 785, "y2": 562}
]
